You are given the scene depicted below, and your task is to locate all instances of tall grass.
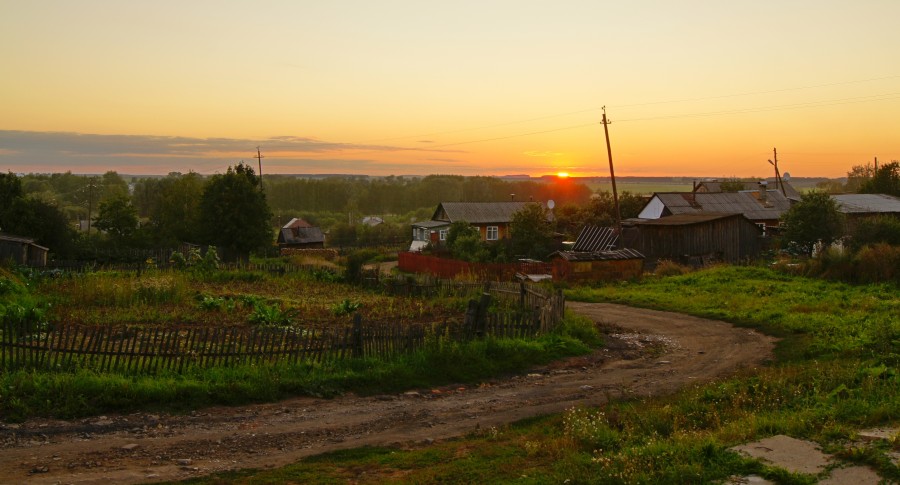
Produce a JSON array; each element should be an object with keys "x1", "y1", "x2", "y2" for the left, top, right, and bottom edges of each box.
[
  {"x1": 195, "y1": 265, "x2": 900, "y2": 484},
  {"x1": 0, "y1": 313, "x2": 600, "y2": 421}
]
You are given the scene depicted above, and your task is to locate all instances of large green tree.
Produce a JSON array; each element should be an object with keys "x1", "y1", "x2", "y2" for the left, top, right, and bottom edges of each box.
[
  {"x1": 780, "y1": 191, "x2": 845, "y2": 256},
  {"x1": 94, "y1": 194, "x2": 139, "y2": 245},
  {"x1": 198, "y1": 163, "x2": 273, "y2": 262}
]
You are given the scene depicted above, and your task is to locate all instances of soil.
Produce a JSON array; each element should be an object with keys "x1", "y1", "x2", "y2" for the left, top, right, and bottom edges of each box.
[{"x1": 0, "y1": 302, "x2": 777, "y2": 484}]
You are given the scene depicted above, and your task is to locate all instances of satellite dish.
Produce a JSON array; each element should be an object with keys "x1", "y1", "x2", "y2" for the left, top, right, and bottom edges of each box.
[
  {"x1": 547, "y1": 199, "x2": 555, "y2": 209},
  {"x1": 783, "y1": 172, "x2": 791, "y2": 181}
]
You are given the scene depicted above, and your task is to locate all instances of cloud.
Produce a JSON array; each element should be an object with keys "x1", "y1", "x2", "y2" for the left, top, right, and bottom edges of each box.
[{"x1": 0, "y1": 130, "x2": 466, "y2": 174}]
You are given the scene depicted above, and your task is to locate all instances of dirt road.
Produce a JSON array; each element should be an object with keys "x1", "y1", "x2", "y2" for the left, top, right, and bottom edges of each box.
[{"x1": 0, "y1": 303, "x2": 776, "y2": 484}]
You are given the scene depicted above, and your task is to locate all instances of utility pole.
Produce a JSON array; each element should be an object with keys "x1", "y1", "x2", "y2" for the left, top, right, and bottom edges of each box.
[
  {"x1": 768, "y1": 148, "x2": 787, "y2": 197},
  {"x1": 602, "y1": 107, "x2": 622, "y2": 231},
  {"x1": 255, "y1": 146, "x2": 265, "y2": 192},
  {"x1": 86, "y1": 179, "x2": 95, "y2": 235}
]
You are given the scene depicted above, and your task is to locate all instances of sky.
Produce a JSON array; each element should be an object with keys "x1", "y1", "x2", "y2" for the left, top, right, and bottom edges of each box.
[{"x1": 2, "y1": 1, "x2": 900, "y2": 178}]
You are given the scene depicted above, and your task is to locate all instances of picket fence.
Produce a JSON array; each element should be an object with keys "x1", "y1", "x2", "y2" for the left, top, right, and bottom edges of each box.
[{"x1": 0, "y1": 307, "x2": 550, "y2": 375}]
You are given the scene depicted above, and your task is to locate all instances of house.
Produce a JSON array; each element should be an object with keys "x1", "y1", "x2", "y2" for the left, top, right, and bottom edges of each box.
[
  {"x1": 637, "y1": 189, "x2": 791, "y2": 231},
  {"x1": 694, "y1": 178, "x2": 801, "y2": 200},
  {"x1": 409, "y1": 201, "x2": 547, "y2": 251},
  {"x1": 550, "y1": 248, "x2": 644, "y2": 283},
  {"x1": 409, "y1": 220, "x2": 450, "y2": 252},
  {"x1": 277, "y1": 218, "x2": 325, "y2": 249},
  {"x1": 831, "y1": 194, "x2": 900, "y2": 218},
  {"x1": 620, "y1": 213, "x2": 763, "y2": 267},
  {"x1": 0, "y1": 233, "x2": 49, "y2": 266}
]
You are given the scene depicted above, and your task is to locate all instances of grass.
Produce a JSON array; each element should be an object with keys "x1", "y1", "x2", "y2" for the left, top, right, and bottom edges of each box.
[
  {"x1": 183, "y1": 265, "x2": 900, "y2": 484},
  {"x1": 0, "y1": 302, "x2": 600, "y2": 420}
]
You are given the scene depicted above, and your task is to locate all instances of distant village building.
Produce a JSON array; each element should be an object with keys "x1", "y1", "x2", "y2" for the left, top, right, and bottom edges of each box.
[
  {"x1": 0, "y1": 234, "x2": 48, "y2": 267},
  {"x1": 360, "y1": 216, "x2": 384, "y2": 227},
  {"x1": 831, "y1": 194, "x2": 900, "y2": 221},
  {"x1": 277, "y1": 218, "x2": 325, "y2": 249},
  {"x1": 694, "y1": 178, "x2": 801, "y2": 201}
]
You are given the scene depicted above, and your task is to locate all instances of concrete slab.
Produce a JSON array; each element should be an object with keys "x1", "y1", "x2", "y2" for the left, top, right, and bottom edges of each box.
[
  {"x1": 725, "y1": 475, "x2": 776, "y2": 484},
  {"x1": 729, "y1": 435, "x2": 831, "y2": 475},
  {"x1": 857, "y1": 426, "x2": 899, "y2": 443},
  {"x1": 819, "y1": 465, "x2": 882, "y2": 485}
]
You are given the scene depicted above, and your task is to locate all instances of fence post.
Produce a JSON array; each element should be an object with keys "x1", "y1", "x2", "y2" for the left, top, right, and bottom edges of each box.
[
  {"x1": 464, "y1": 299, "x2": 479, "y2": 338},
  {"x1": 519, "y1": 281, "x2": 526, "y2": 308},
  {"x1": 352, "y1": 313, "x2": 364, "y2": 358}
]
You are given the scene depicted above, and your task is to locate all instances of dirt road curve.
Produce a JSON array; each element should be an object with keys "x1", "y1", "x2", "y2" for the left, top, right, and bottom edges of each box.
[{"x1": 0, "y1": 303, "x2": 777, "y2": 484}]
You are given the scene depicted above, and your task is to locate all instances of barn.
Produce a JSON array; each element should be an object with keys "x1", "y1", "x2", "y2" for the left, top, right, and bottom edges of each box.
[
  {"x1": 621, "y1": 213, "x2": 763, "y2": 267},
  {"x1": 0, "y1": 234, "x2": 49, "y2": 267}
]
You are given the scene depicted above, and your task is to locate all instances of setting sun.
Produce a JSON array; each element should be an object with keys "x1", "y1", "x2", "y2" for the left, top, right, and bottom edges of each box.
[{"x1": 557, "y1": 172, "x2": 570, "y2": 178}]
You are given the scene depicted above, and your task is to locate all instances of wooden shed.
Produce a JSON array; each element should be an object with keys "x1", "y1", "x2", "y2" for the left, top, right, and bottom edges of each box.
[
  {"x1": 0, "y1": 234, "x2": 49, "y2": 267},
  {"x1": 277, "y1": 218, "x2": 325, "y2": 249},
  {"x1": 621, "y1": 213, "x2": 763, "y2": 267},
  {"x1": 550, "y1": 248, "x2": 644, "y2": 283}
]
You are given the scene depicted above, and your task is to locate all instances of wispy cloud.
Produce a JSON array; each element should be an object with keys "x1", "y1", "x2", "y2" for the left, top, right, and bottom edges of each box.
[{"x1": 0, "y1": 130, "x2": 465, "y2": 175}]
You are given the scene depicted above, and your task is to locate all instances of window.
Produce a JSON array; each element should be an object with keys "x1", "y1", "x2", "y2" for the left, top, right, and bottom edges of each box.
[
  {"x1": 486, "y1": 226, "x2": 499, "y2": 241},
  {"x1": 439, "y1": 229, "x2": 447, "y2": 241}
]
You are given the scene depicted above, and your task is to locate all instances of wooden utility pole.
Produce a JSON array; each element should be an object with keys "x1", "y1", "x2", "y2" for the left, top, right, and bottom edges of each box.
[
  {"x1": 602, "y1": 106, "x2": 622, "y2": 231},
  {"x1": 768, "y1": 148, "x2": 787, "y2": 197},
  {"x1": 255, "y1": 146, "x2": 265, "y2": 192}
]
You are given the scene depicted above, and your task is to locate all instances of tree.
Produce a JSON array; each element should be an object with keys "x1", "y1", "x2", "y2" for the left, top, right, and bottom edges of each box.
[
  {"x1": 719, "y1": 178, "x2": 746, "y2": 193},
  {"x1": 859, "y1": 161, "x2": 900, "y2": 197},
  {"x1": 780, "y1": 191, "x2": 845, "y2": 256},
  {"x1": 3, "y1": 198, "x2": 76, "y2": 258},
  {"x1": 94, "y1": 194, "x2": 138, "y2": 244},
  {"x1": 845, "y1": 163, "x2": 876, "y2": 193},
  {"x1": 148, "y1": 172, "x2": 204, "y2": 246},
  {"x1": 198, "y1": 163, "x2": 273, "y2": 262},
  {"x1": 509, "y1": 203, "x2": 555, "y2": 260}
]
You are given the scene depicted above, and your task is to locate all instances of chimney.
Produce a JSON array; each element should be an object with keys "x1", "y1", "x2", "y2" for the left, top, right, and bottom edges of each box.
[{"x1": 758, "y1": 181, "x2": 768, "y2": 205}]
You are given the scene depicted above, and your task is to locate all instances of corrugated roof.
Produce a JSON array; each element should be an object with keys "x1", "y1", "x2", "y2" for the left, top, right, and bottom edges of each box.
[
  {"x1": 629, "y1": 213, "x2": 745, "y2": 226},
  {"x1": 411, "y1": 220, "x2": 450, "y2": 229},
  {"x1": 652, "y1": 191, "x2": 789, "y2": 221},
  {"x1": 572, "y1": 225, "x2": 618, "y2": 252},
  {"x1": 280, "y1": 227, "x2": 325, "y2": 245},
  {"x1": 433, "y1": 202, "x2": 534, "y2": 224},
  {"x1": 0, "y1": 234, "x2": 37, "y2": 244},
  {"x1": 832, "y1": 194, "x2": 900, "y2": 214},
  {"x1": 552, "y1": 248, "x2": 645, "y2": 262},
  {"x1": 695, "y1": 179, "x2": 800, "y2": 199}
]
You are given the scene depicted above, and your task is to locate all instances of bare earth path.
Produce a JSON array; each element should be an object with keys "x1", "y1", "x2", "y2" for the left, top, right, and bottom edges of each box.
[{"x1": 0, "y1": 303, "x2": 777, "y2": 484}]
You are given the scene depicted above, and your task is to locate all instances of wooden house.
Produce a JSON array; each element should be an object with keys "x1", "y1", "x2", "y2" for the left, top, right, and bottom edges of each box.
[
  {"x1": 410, "y1": 201, "x2": 548, "y2": 249},
  {"x1": 637, "y1": 190, "x2": 791, "y2": 232},
  {"x1": 277, "y1": 218, "x2": 325, "y2": 249},
  {"x1": 621, "y1": 213, "x2": 763, "y2": 267}
]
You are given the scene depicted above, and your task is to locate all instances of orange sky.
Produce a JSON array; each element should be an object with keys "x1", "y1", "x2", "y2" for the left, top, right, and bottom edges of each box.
[{"x1": 2, "y1": 1, "x2": 899, "y2": 178}]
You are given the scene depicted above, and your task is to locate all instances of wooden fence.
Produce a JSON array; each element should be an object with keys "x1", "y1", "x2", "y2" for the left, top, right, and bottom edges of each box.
[
  {"x1": 397, "y1": 251, "x2": 552, "y2": 281},
  {"x1": 0, "y1": 307, "x2": 550, "y2": 375}
]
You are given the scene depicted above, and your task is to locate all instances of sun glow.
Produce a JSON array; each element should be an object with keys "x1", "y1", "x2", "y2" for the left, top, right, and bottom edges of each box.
[{"x1": 557, "y1": 172, "x2": 570, "y2": 178}]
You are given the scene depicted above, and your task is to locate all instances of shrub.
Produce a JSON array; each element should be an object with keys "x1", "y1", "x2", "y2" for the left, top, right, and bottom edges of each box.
[
  {"x1": 853, "y1": 243, "x2": 900, "y2": 283},
  {"x1": 655, "y1": 260, "x2": 690, "y2": 277}
]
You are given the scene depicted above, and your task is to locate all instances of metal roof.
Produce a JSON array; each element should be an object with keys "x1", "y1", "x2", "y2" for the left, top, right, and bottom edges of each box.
[
  {"x1": 552, "y1": 248, "x2": 645, "y2": 262},
  {"x1": 695, "y1": 179, "x2": 800, "y2": 199},
  {"x1": 411, "y1": 220, "x2": 450, "y2": 229},
  {"x1": 650, "y1": 191, "x2": 789, "y2": 221},
  {"x1": 572, "y1": 225, "x2": 618, "y2": 252},
  {"x1": 831, "y1": 194, "x2": 900, "y2": 214},
  {"x1": 628, "y1": 213, "x2": 747, "y2": 226},
  {"x1": 282, "y1": 217, "x2": 314, "y2": 229},
  {"x1": 433, "y1": 201, "x2": 534, "y2": 224},
  {"x1": 279, "y1": 227, "x2": 325, "y2": 245}
]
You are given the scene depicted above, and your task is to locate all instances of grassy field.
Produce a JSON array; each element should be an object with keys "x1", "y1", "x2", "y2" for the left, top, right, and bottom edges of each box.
[
  {"x1": 0, "y1": 266, "x2": 600, "y2": 420},
  {"x1": 186, "y1": 265, "x2": 900, "y2": 484}
]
